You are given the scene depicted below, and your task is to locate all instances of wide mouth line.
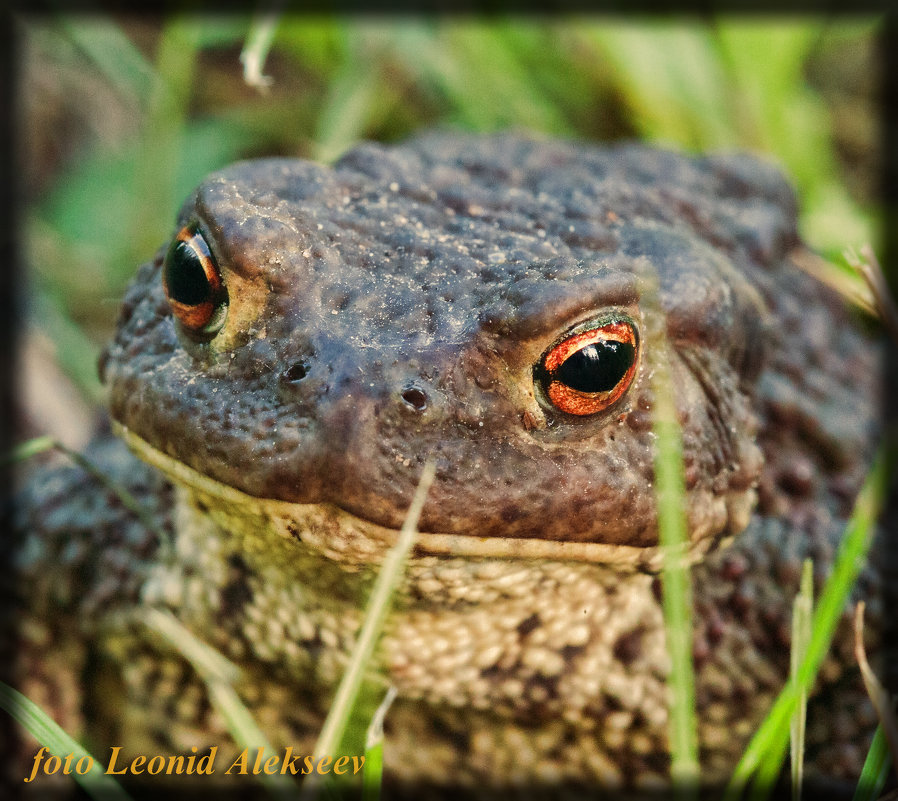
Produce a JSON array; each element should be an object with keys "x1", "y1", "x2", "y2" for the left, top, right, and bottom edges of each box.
[{"x1": 111, "y1": 421, "x2": 703, "y2": 571}]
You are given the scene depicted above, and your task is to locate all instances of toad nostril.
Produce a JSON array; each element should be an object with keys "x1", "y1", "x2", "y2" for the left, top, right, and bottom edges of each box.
[
  {"x1": 401, "y1": 386, "x2": 428, "y2": 411},
  {"x1": 281, "y1": 361, "x2": 310, "y2": 383}
]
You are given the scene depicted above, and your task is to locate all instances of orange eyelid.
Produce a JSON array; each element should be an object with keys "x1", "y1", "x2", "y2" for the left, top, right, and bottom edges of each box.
[
  {"x1": 545, "y1": 374, "x2": 632, "y2": 416},
  {"x1": 174, "y1": 227, "x2": 222, "y2": 293},
  {"x1": 163, "y1": 226, "x2": 224, "y2": 332},
  {"x1": 540, "y1": 320, "x2": 638, "y2": 417},
  {"x1": 167, "y1": 297, "x2": 215, "y2": 330},
  {"x1": 543, "y1": 321, "x2": 636, "y2": 373}
]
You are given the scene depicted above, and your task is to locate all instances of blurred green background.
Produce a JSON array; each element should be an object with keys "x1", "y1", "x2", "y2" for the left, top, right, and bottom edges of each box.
[{"x1": 16, "y1": 14, "x2": 883, "y2": 446}]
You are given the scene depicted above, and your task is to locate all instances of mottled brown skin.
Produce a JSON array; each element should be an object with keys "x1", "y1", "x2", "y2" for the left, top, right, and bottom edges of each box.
[{"x1": 12, "y1": 132, "x2": 882, "y2": 797}]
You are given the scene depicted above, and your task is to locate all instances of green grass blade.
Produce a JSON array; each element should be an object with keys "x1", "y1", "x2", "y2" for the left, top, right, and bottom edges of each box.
[
  {"x1": 362, "y1": 687, "x2": 396, "y2": 801},
  {"x1": 852, "y1": 599, "x2": 898, "y2": 787},
  {"x1": 54, "y1": 442, "x2": 173, "y2": 556},
  {"x1": 6, "y1": 436, "x2": 173, "y2": 554},
  {"x1": 725, "y1": 450, "x2": 889, "y2": 800},
  {"x1": 749, "y1": 560, "x2": 815, "y2": 801},
  {"x1": 361, "y1": 740, "x2": 383, "y2": 801},
  {"x1": 1, "y1": 435, "x2": 56, "y2": 466},
  {"x1": 0, "y1": 681, "x2": 135, "y2": 801},
  {"x1": 852, "y1": 725, "x2": 893, "y2": 801},
  {"x1": 789, "y1": 561, "x2": 814, "y2": 801},
  {"x1": 301, "y1": 462, "x2": 436, "y2": 800},
  {"x1": 643, "y1": 273, "x2": 699, "y2": 798},
  {"x1": 137, "y1": 608, "x2": 297, "y2": 801}
]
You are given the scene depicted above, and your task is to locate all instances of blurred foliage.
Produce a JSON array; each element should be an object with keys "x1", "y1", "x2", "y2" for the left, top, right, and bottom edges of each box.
[{"x1": 18, "y1": 15, "x2": 882, "y2": 405}]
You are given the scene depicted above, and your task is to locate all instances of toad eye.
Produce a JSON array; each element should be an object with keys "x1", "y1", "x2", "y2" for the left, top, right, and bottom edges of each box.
[
  {"x1": 162, "y1": 223, "x2": 228, "y2": 338},
  {"x1": 534, "y1": 319, "x2": 639, "y2": 416}
]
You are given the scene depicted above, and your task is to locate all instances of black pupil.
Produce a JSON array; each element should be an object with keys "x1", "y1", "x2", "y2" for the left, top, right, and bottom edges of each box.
[
  {"x1": 554, "y1": 340, "x2": 635, "y2": 393},
  {"x1": 164, "y1": 240, "x2": 210, "y2": 306}
]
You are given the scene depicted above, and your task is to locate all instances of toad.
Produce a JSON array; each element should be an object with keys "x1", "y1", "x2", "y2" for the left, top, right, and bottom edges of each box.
[{"x1": 12, "y1": 131, "x2": 883, "y2": 794}]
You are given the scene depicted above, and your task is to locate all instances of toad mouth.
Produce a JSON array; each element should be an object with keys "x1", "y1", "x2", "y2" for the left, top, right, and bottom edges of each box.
[{"x1": 114, "y1": 422, "x2": 732, "y2": 572}]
